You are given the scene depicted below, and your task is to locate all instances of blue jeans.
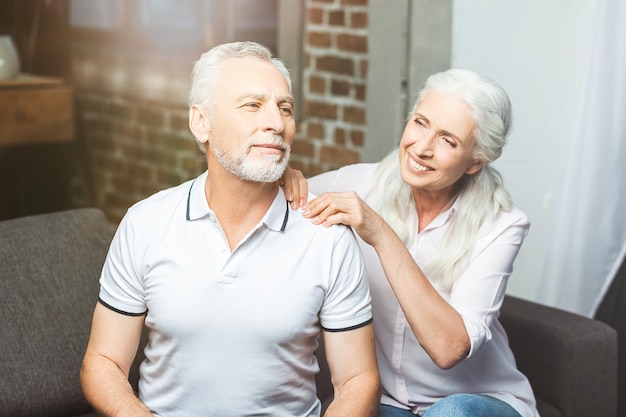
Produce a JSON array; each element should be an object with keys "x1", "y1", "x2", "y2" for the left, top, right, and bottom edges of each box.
[{"x1": 379, "y1": 394, "x2": 522, "y2": 417}]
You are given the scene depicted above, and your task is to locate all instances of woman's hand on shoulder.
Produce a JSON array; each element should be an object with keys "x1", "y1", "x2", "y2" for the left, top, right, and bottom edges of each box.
[
  {"x1": 302, "y1": 192, "x2": 386, "y2": 246},
  {"x1": 281, "y1": 167, "x2": 309, "y2": 210}
]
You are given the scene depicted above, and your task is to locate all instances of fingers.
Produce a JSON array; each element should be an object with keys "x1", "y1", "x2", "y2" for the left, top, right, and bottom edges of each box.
[
  {"x1": 302, "y1": 192, "x2": 362, "y2": 228},
  {"x1": 281, "y1": 167, "x2": 309, "y2": 210}
]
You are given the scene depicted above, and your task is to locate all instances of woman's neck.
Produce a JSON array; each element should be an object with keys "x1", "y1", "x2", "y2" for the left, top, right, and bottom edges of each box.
[{"x1": 413, "y1": 188, "x2": 456, "y2": 233}]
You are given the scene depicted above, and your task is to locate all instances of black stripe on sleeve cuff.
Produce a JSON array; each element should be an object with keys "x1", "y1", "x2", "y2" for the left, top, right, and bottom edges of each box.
[
  {"x1": 98, "y1": 298, "x2": 147, "y2": 317},
  {"x1": 322, "y1": 317, "x2": 373, "y2": 333}
]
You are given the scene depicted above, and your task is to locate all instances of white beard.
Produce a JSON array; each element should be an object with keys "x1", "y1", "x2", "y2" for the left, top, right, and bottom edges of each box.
[{"x1": 212, "y1": 135, "x2": 291, "y2": 183}]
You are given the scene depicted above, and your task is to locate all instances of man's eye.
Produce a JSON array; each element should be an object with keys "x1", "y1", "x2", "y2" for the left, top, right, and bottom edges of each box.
[
  {"x1": 280, "y1": 107, "x2": 293, "y2": 116},
  {"x1": 414, "y1": 118, "x2": 426, "y2": 127},
  {"x1": 245, "y1": 103, "x2": 261, "y2": 109}
]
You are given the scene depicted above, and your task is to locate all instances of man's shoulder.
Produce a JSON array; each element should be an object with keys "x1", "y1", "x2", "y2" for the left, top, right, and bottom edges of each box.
[
  {"x1": 126, "y1": 177, "x2": 196, "y2": 222},
  {"x1": 288, "y1": 208, "x2": 358, "y2": 247}
]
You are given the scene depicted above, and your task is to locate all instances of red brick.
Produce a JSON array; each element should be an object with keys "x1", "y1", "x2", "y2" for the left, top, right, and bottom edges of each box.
[
  {"x1": 148, "y1": 146, "x2": 177, "y2": 167},
  {"x1": 309, "y1": 75, "x2": 326, "y2": 94},
  {"x1": 331, "y1": 79, "x2": 350, "y2": 96},
  {"x1": 350, "y1": 11, "x2": 368, "y2": 28},
  {"x1": 308, "y1": 163, "x2": 327, "y2": 177},
  {"x1": 288, "y1": 160, "x2": 305, "y2": 173},
  {"x1": 328, "y1": 10, "x2": 345, "y2": 26},
  {"x1": 334, "y1": 127, "x2": 346, "y2": 145},
  {"x1": 120, "y1": 143, "x2": 145, "y2": 160},
  {"x1": 128, "y1": 164, "x2": 154, "y2": 180},
  {"x1": 308, "y1": 31, "x2": 332, "y2": 48},
  {"x1": 307, "y1": 122, "x2": 326, "y2": 139},
  {"x1": 355, "y1": 83, "x2": 366, "y2": 101},
  {"x1": 316, "y1": 55, "x2": 355, "y2": 76},
  {"x1": 350, "y1": 130, "x2": 365, "y2": 147},
  {"x1": 343, "y1": 105, "x2": 366, "y2": 124},
  {"x1": 171, "y1": 112, "x2": 190, "y2": 131},
  {"x1": 97, "y1": 154, "x2": 127, "y2": 172},
  {"x1": 111, "y1": 176, "x2": 137, "y2": 194},
  {"x1": 117, "y1": 123, "x2": 141, "y2": 140},
  {"x1": 181, "y1": 154, "x2": 206, "y2": 173},
  {"x1": 292, "y1": 139, "x2": 315, "y2": 157},
  {"x1": 137, "y1": 106, "x2": 165, "y2": 127},
  {"x1": 308, "y1": 7, "x2": 324, "y2": 24},
  {"x1": 305, "y1": 101, "x2": 338, "y2": 119},
  {"x1": 341, "y1": 0, "x2": 367, "y2": 5},
  {"x1": 320, "y1": 145, "x2": 359, "y2": 165},
  {"x1": 157, "y1": 169, "x2": 186, "y2": 187},
  {"x1": 337, "y1": 34, "x2": 368, "y2": 53}
]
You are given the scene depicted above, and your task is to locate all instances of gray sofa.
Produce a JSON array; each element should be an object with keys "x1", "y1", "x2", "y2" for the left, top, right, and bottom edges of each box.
[{"x1": 0, "y1": 208, "x2": 618, "y2": 417}]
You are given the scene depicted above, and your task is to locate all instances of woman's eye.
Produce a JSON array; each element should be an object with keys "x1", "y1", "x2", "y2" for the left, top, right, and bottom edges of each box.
[{"x1": 441, "y1": 137, "x2": 457, "y2": 148}]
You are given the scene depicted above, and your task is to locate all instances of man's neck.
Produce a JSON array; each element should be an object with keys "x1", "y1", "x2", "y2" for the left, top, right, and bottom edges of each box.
[{"x1": 204, "y1": 167, "x2": 279, "y2": 250}]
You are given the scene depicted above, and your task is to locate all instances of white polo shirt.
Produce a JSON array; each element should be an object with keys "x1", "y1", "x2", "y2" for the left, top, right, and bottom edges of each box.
[
  {"x1": 309, "y1": 163, "x2": 539, "y2": 417},
  {"x1": 98, "y1": 170, "x2": 372, "y2": 417}
]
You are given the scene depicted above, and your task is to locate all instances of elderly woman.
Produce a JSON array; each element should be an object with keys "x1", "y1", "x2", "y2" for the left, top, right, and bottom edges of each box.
[{"x1": 284, "y1": 69, "x2": 539, "y2": 417}]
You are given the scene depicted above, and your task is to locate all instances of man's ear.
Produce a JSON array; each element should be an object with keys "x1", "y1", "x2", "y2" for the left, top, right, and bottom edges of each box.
[
  {"x1": 465, "y1": 159, "x2": 485, "y2": 175},
  {"x1": 189, "y1": 105, "x2": 210, "y2": 144}
]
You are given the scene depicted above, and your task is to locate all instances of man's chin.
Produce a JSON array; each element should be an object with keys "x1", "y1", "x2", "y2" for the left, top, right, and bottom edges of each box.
[{"x1": 239, "y1": 165, "x2": 287, "y2": 183}]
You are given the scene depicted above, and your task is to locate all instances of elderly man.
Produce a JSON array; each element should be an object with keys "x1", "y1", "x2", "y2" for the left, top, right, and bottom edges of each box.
[{"x1": 80, "y1": 41, "x2": 380, "y2": 417}]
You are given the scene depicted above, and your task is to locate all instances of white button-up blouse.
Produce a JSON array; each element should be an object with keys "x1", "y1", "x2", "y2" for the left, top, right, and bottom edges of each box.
[{"x1": 308, "y1": 163, "x2": 539, "y2": 417}]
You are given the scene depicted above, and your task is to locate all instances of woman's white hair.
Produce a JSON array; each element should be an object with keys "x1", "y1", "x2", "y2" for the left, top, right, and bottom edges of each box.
[
  {"x1": 188, "y1": 41, "x2": 292, "y2": 151},
  {"x1": 369, "y1": 68, "x2": 513, "y2": 291}
]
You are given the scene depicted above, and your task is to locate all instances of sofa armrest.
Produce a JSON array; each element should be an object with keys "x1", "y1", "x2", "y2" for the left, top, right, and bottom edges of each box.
[{"x1": 500, "y1": 295, "x2": 617, "y2": 417}]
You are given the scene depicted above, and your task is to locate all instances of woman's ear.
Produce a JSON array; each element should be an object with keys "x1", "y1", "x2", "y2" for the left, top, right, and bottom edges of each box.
[
  {"x1": 465, "y1": 159, "x2": 485, "y2": 175},
  {"x1": 189, "y1": 105, "x2": 210, "y2": 144}
]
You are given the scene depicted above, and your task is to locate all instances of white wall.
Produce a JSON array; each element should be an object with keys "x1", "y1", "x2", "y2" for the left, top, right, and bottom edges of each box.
[{"x1": 450, "y1": 0, "x2": 596, "y2": 303}]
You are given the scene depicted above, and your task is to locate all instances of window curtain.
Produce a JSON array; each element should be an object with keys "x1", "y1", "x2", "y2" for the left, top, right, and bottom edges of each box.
[{"x1": 538, "y1": 0, "x2": 626, "y2": 317}]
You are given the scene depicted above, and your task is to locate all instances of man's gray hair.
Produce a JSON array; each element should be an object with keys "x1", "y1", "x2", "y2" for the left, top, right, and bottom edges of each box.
[{"x1": 188, "y1": 41, "x2": 292, "y2": 111}]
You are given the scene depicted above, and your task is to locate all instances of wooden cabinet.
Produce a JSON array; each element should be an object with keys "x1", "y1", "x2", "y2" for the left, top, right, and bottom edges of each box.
[{"x1": 0, "y1": 74, "x2": 74, "y2": 146}]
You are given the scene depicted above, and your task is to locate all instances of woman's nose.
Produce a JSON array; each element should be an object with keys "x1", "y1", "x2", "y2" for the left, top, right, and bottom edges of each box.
[{"x1": 413, "y1": 133, "x2": 435, "y2": 157}]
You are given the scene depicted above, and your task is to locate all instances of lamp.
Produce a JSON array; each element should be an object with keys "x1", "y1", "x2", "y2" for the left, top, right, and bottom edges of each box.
[{"x1": 0, "y1": 35, "x2": 20, "y2": 80}]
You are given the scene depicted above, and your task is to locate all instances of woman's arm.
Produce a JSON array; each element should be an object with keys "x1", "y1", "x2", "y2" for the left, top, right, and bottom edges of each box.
[
  {"x1": 284, "y1": 165, "x2": 469, "y2": 367},
  {"x1": 302, "y1": 192, "x2": 470, "y2": 369},
  {"x1": 287, "y1": 167, "x2": 524, "y2": 368}
]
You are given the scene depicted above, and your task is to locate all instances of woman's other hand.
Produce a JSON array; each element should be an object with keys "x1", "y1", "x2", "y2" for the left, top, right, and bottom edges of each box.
[{"x1": 281, "y1": 167, "x2": 308, "y2": 210}]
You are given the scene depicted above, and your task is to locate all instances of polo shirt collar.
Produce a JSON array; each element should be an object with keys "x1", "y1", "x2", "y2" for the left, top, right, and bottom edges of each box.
[
  {"x1": 264, "y1": 187, "x2": 290, "y2": 232},
  {"x1": 186, "y1": 171, "x2": 211, "y2": 221},
  {"x1": 186, "y1": 170, "x2": 289, "y2": 231}
]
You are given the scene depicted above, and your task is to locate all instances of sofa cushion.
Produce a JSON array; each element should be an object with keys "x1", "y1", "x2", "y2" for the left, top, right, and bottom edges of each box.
[
  {"x1": 0, "y1": 209, "x2": 112, "y2": 417},
  {"x1": 536, "y1": 397, "x2": 561, "y2": 417}
]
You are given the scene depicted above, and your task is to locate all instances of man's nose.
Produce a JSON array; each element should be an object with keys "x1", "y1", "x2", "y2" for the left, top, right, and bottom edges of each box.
[{"x1": 262, "y1": 104, "x2": 285, "y2": 133}]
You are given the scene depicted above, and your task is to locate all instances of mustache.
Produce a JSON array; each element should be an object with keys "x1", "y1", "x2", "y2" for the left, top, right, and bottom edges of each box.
[{"x1": 247, "y1": 134, "x2": 290, "y2": 151}]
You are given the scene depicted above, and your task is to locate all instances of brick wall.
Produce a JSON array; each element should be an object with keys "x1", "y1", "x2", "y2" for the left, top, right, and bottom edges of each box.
[
  {"x1": 71, "y1": 0, "x2": 369, "y2": 223},
  {"x1": 71, "y1": 45, "x2": 205, "y2": 223},
  {"x1": 292, "y1": 0, "x2": 369, "y2": 177}
]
